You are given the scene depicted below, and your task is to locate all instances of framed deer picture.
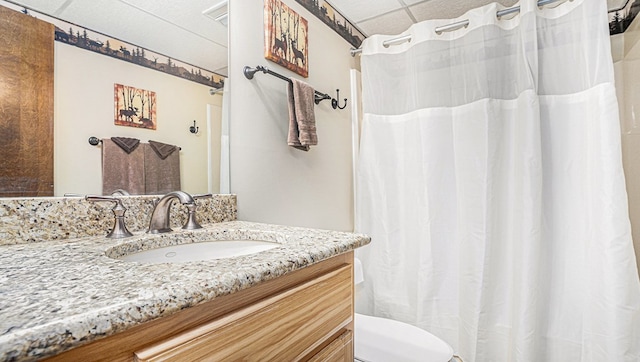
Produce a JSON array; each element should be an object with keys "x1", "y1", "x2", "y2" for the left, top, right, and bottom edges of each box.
[
  {"x1": 114, "y1": 83, "x2": 157, "y2": 130},
  {"x1": 264, "y1": 0, "x2": 308, "y2": 78}
]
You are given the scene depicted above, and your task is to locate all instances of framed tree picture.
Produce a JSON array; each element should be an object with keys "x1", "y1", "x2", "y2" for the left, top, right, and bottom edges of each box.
[
  {"x1": 264, "y1": 0, "x2": 308, "y2": 78},
  {"x1": 114, "y1": 84, "x2": 157, "y2": 130}
]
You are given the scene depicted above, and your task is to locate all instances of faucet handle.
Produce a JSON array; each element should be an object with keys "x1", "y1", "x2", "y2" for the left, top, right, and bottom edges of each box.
[
  {"x1": 182, "y1": 203, "x2": 203, "y2": 230},
  {"x1": 85, "y1": 195, "x2": 134, "y2": 238},
  {"x1": 180, "y1": 193, "x2": 211, "y2": 230},
  {"x1": 86, "y1": 195, "x2": 118, "y2": 202},
  {"x1": 110, "y1": 189, "x2": 130, "y2": 196},
  {"x1": 192, "y1": 193, "x2": 213, "y2": 200}
]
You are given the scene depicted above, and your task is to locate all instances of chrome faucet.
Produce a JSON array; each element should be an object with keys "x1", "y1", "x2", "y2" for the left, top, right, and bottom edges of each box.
[{"x1": 147, "y1": 191, "x2": 202, "y2": 234}]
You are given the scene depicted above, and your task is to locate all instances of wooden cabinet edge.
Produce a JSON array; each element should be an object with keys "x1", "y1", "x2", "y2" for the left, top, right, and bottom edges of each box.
[
  {"x1": 43, "y1": 251, "x2": 354, "y2": 361},
  {"x1": 307, "y1": 330, "x2": 353, "y2": 362},
  {"x1": 135, "y1": 265, "x2": 352, "y2": 361}
]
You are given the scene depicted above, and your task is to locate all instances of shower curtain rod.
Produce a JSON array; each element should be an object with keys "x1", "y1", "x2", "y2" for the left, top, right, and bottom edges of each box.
[{"x1": 350, "y1": 0, "x2": 568, "y2": 56}]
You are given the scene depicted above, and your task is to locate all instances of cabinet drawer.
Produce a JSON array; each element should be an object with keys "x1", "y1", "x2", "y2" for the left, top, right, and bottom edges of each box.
[
  {"x1": 308, "y1": 330, "x2": 353, "y2": 362},
  {"x1": 134, "y1": 265, "x2": 353, "y2": 361}
]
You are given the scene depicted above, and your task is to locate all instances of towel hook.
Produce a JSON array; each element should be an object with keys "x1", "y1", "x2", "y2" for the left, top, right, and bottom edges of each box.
[
  {"x1": 332, "y1": 89, "x2": 347, "y2": 110},
  {"x1": 189, "y1": 120, "x2": 199, "y2": 134}
]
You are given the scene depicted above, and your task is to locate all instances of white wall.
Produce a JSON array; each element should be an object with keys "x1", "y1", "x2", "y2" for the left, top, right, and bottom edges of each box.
[
  {"x1": 612, "y1": 25, "x2": 640, "y2": 277},
  {"x1": 228, "y1": 0, "x2": 357, "y2": 231},
  {"x1": 54, "y1": 42, "x2": 222, "y2": 196}
]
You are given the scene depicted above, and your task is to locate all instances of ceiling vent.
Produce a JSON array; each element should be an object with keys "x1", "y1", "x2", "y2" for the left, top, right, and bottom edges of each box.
[{"x1": 203, "y1": 1, "x2": 228, "y2": 26}]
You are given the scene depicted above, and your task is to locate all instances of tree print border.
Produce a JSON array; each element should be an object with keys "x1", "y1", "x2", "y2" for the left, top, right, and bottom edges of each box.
[{"x1": 294, "y1": 0, "x2": 364, "y2": 48}]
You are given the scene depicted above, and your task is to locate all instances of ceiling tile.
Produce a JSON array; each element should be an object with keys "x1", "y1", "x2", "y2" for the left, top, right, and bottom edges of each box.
[
  {"x1": 402, "y1": 0, "x2": 429, "y2": 5},
  {"x1": 57, "y1": 0, "x2": 226, "y2": 72},
  {"x1": 328, "y1": 0, "x2": 403, "y2": 23},
  {"x1": 4, "y1": 0, "x2": 227, "y2": 74},
  {"x1": 409, "y1": 0, "x2": 517, "y2": 23},
  {"x1": 608, "y1": 0, "x2": 627, "y2": 10},
  {"x1": 357, "y1": 9, "x2": 414, "y2": 37},
  {"x1": 119, "y1": 0, "x2": 228, "y2": 46},
  {"x1": 2, "y1": 0, "x2": 71, "y2": 15},
  {"x1": 215, "y1": 66, "x2": 228, "y2": 77}
]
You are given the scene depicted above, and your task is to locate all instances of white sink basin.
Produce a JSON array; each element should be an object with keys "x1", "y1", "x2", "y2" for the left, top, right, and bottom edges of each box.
[{"x1": 118, "y1": 240, "x2": 279, "y2": 264}]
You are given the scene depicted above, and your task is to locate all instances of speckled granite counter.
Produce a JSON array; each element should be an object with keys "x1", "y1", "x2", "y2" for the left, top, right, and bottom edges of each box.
[
  {"x1": 0, "y1": 195, "x2": 237, "y2": 245},
  {"x1": 0, "y1": 221, "x2": 370, "y2": 361}
]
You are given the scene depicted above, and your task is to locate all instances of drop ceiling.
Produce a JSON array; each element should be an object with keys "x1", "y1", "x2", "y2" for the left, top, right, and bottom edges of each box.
[
  {"x1": 1, "y1": 0, "x2": 229, "y2": 76},
  {"x1": 329, "y1": 0, "x2": 626, "y2": 38},
  {"x1": 0, "y1": 0, "x2": 627, "y2": 76}
]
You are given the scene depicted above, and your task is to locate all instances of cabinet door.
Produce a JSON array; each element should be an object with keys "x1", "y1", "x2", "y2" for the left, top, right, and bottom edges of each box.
[{"x1": 134, "y1": 265, "x2": 353, "y2": 361}]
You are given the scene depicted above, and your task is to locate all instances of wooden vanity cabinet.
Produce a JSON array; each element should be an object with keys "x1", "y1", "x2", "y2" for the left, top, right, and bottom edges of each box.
[{"x1": 45, "y1": 251, "x2": 354, "y2": 361}]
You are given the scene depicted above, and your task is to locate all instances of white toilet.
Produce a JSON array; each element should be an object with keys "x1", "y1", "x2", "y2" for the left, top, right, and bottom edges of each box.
[{"x1": 353, "y1": 258, "x2": 454, "y2": 362}]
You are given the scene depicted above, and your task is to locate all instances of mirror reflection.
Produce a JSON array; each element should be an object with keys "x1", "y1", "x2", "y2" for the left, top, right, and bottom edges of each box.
[{"x1": 0, "y1": 0, "x2": 228, "y2": 197}]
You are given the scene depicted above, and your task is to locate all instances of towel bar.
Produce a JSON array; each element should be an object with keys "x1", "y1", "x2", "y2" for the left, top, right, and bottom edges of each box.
[
  {"x1": 243, "y1": 65, "x2": 347, "y2": 109},
  {"x1": 89, "y1": 137, "x2": 182, "y2": 150}
]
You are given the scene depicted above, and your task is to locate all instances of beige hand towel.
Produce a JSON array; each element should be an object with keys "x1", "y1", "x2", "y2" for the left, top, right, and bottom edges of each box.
[
  {"x1": 144, "y1": 141, "x2": 181, "y2": 195},
  {"x1": 102, "y1": 138, "x2": 145, "y2": 195},
  {"x1": 287, "y1": 78, "x2": 317, "y2": 151}
]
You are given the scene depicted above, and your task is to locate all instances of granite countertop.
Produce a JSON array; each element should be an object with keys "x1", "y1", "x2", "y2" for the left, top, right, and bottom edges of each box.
[{"x1": 0, "y1": 221, "x2": 370, "y2": 361}]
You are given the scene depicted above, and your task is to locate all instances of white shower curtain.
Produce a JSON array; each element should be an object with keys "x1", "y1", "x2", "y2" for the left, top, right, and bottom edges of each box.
[{"x1": 355, "y1": 0, "x2": 640, "y2": 361}]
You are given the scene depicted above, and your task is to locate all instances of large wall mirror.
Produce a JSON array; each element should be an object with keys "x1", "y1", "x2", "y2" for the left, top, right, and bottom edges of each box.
[{"x1": 0, "y1": 0, "x2": 229, "y2": 197}]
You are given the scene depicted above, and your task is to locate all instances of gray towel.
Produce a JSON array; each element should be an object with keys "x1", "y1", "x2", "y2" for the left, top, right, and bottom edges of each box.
[
  {"x1": 144, "y1": 142, "x2": 181, "y2": 195},
  {"x1": 102, "y1": 139, "x2": 145, "y2": 195},
  {"x1": 287, "y1": 78, "x2": 317, "y2": 151},
  {"x1": 110, "y1": 137, "x2": 140, "y2": 154},
  {"x1": 148, "y1": 140, "x2": 178, "y2": 160}
]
